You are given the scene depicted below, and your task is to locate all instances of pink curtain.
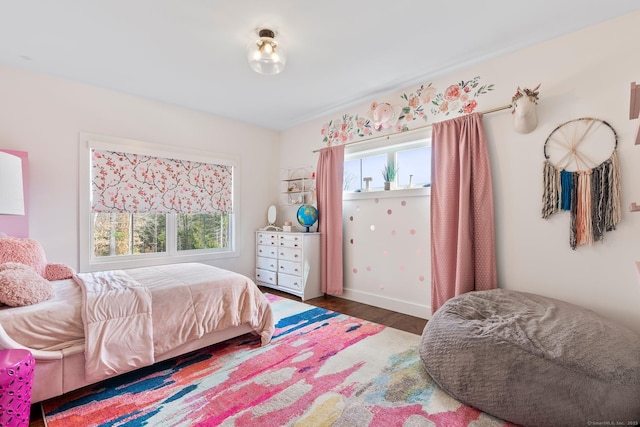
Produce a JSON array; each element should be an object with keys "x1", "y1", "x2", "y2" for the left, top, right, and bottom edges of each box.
[
  {"x1": 430, "y1": 113, "x2": 497, "y2": 313},
  {"x1": 316, "y1": 145, "x2": 344, "y2": 295}
]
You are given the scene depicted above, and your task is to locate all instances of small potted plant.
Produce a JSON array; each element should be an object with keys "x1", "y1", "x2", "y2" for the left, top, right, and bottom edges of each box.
[{"x1": 381, "y1": 163, "x2": 397, "y2": 190}]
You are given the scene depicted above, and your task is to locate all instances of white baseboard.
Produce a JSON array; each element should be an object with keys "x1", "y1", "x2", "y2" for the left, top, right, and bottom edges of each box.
[{"x1": 340, "y1": 288, "x2": 431, "y2": 320}]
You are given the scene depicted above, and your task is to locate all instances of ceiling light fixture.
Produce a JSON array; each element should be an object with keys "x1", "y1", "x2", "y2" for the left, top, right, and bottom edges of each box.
[{"x1": 248, "y1": 29, "x2": 286, "y2": 75}]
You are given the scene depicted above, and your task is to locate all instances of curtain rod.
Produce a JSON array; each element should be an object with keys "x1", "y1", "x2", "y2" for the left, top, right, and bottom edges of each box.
[{"x1": 313, "y1": 104, "x2": 512, "y2": 153}]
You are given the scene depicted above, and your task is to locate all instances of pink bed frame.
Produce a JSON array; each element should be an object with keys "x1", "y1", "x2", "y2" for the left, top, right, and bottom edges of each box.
[{"x1": 0, "y1": 323, "x2": 253, "y2": 402}]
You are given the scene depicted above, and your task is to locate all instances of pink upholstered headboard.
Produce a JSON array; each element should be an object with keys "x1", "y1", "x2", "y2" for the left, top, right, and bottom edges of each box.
[{"x1": 0, "y1": 149, "x2": 29, "y2": 238}]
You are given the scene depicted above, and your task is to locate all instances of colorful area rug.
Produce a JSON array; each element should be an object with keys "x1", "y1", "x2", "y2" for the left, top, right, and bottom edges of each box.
[{"x1": 43, "y1": 294, "x2": 517, "y2": 426}]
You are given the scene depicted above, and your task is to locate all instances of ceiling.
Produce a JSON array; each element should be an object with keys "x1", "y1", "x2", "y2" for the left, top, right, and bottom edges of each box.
[{"x1": 1, "y1": 1, "x2": 638, "y2": 131}]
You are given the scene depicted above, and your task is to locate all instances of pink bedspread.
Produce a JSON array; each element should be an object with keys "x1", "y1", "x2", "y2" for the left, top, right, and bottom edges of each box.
[{"x1": 1, "y1": 263, "x2": 274, "y2": 381}]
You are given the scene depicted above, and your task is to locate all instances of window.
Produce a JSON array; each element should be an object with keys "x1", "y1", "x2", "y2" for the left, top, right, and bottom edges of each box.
[
  {"x1": 344, "y1": 153, "x2": 387, "y2": 191},
  {"x1": 79, "y1": 133, "x2": 238, "y2": 272},
  {"x1": 92, "y1": 212, "x2": 230, "y2": 257},
  {"x1": 344, "y1": 131, "x2": 431, "y2": 192}
]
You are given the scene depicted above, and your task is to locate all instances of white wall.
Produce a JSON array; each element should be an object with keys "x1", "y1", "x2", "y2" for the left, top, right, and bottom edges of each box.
[
  {"x1": 280, "y1": 11, "x2": 640, "y2": 334},
  {"x1": 0, "y1": 65, "x2": 280, "y2": 278},
  {"x1": 343, "y1": 189, "x2": 430, "y2": 318}
]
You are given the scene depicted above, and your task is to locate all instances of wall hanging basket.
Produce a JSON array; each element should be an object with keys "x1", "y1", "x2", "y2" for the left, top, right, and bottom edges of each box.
[{"x1": 541, "y1": 117, "x2": 621, "y2": 249}]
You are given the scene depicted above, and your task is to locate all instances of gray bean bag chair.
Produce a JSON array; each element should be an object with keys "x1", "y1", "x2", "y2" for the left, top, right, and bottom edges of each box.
[{"x1": 420, "y1": 289, "x2": 640, "y2": 427}]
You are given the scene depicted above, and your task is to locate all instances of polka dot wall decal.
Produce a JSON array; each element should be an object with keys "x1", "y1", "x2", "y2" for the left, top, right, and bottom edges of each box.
[
  {"x1": 387, "y1": 209, "x2": 392, "y2": 215},
  {"x1": 370, "y1": 225, "x2": 376, "y2": 231},
  {"x1": 419, "y1": 275, "x2": 425, "y2": 281},
  {"x1": 392, "y1": 230, "x2": 397, "y2": 236},
  {"x1": 410, "y1": 229, "x2": 416, "y2": 235},
  {"x1": 349, "y1": 216, "x2": 354, "y2": 221},
  {"x1": 401, "y1": 201, "x2": 407, "y2": 206},
  {"x1": 383, "y1": 250, "x2": 389, "y2": 256},
  {"x1": 350, "y1": 239, "x2": 354, "y2": 244},
  {"x1": 374, "y1": 198, "x2": 379, "y2": 203},
  {"x1": 353, "y1": 268, "x2": 358, "y2": 274},
  {"x1": 400, "y1": 265, "x2": 405, "y2": 271},
  {"x1": 366, "y1": 266, "x2": 372, "y2": 271},
  {"x1": 416, "y1": 249, "x2": 422, "y2": 255}
]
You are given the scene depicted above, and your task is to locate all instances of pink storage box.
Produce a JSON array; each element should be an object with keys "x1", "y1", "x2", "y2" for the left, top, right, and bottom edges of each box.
[{"x1": 0, "y1": 349, "x2": 35, "y2": 427}]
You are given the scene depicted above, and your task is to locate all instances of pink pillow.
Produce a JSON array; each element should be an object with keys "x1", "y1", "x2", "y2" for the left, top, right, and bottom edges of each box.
[
  {"x1": 0, "y1": 237, "x2": 75, "y2": 280},
  {"x1": 0, "y1": 262, "x2": 54, "y2": 306},
  {"x1": 0, "y1": 237, "x2": 47, "y2": 277}
]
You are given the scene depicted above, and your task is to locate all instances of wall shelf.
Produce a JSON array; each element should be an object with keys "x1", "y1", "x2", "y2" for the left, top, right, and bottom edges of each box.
[{"x1": 280, "y1": 166, "x2": 315, "y2": 206}]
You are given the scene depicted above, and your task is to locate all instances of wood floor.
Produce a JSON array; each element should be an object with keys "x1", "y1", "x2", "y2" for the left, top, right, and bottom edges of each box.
[
  {"x1": 264, "y1": 287, "x2": 428, "y2": 335},
  {"x1": 29, "y1": 290, "x2": 427, "y2": 426}
]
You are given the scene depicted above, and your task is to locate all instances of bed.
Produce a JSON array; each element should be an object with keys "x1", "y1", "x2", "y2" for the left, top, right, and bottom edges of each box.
[{"x1": 0, "y1": 262, "x2": 274, "y2": 403}]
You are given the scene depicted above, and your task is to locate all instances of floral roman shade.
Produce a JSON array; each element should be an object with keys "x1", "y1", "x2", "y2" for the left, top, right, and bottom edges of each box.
[{"x1": 91, "y1": 149, "x2": 233, "y2": 214}]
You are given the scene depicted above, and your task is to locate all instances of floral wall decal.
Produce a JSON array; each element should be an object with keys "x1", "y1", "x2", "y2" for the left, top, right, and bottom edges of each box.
[
  {"x1": 321, "y1": 76, "x2": 495, "y2": 146},
  {"x1": 321, "y1": 113, "x2": 373, "y2": 145},
  {"x1": 430, "y1": 77, "x2": 494, "y2": 116},
  {"x1": 368, "y1": 102, "x2": 402, "y2": 131},
  {"x1": 399, "y1": 83, "x2": 436, "y2": 123}
]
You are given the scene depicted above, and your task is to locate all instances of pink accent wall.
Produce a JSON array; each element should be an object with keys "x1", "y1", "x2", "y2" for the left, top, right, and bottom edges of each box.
[{"x1": 0, "y1": 149, "x2": 28, "y2": 237}]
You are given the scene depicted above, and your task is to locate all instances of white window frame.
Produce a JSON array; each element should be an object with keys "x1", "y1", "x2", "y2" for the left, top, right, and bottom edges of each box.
[
  {"x1": 79, "y1": 132, "x2": 240, "y2": 272},
  {"x1": 343, "y1": 129, "x2": 432, "y2": 196}
]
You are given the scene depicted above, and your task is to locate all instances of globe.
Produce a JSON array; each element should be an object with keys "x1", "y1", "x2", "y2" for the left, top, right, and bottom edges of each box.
[{"x1": 296, "y1": 204, "x2": 318, "y2": 232}]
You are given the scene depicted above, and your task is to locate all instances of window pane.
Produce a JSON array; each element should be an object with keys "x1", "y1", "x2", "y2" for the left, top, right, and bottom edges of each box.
[
  {"x1": 177, "y1": 213, "x2": 229, "y2": 251},
  {"x1": 343, "y1": 159, "x2": 360, "y2": 191},
  {"x1": 93, "y1": 213, "x2": 166, "y2": 257},
  {"x1": 397, "y1": 146, "x2": 431, "y2": 186},
  {"x1": 361, "y1": 154, "x2": 387, "y2": 189}
]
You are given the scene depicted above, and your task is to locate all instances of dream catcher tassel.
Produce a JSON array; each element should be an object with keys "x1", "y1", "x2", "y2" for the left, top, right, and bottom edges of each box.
[
  {"x1": 569, "y1": 173, "x2": 578, "y2": 250},
  {"x1": 591, "y1": 158, "x2": 607, "y2": 242},
  {"x1": 609, "y1": 150, "x2": 622, "y2": 229},
  {"x1": 560, "y1": 170, "x2": 573, "y2": 211},
  {"x1": 575, "y1": 171, "x2": 593, "y2": 247},
  {"x1": 541, "y1": 160, "x2": 559, "y2": 219}
]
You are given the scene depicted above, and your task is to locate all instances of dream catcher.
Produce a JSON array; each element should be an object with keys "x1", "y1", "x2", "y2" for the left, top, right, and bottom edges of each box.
[{"x1": 541, "y1": 117, "x2": 621, "y2": 249}]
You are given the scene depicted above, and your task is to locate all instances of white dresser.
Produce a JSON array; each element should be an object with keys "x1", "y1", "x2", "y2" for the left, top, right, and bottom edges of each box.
[{"x1": 255, "y1": 231, "x2": 322, "y2": 301}]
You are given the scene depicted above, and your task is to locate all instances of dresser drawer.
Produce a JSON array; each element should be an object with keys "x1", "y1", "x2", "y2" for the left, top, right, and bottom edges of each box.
[
  {"x1": 257, "y1": 233, "x2": 278, "y2": 246},
  {"x1": 278, "y1": 259, "x2": 302, "y2": 276},
  {"x1": 278, "y1": 247, "x2": 301, "y2": 262},
  {"x1": 278, "y1": 234, "x2": 302, "y2": 249},
  {"x1": 255, "y1": 268, "x2": 277, "y2": 285},
  {"x1": 257, "y1": 256, "x2": 277, "y2": 272},
  {"x1": 257, "y1": 245, "x2": 278, "y2": 259},
  {"x1": 278, "y1": 273, "x2": 302, "y2": 291}
]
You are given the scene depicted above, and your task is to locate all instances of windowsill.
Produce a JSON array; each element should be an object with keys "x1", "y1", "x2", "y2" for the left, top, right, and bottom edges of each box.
[
  {"x1": 82, "y1": 249, "x2": 238, "y2": 273},
  {"x1": 343, "y1": 186, "x2": 430, "y2": 201}
]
